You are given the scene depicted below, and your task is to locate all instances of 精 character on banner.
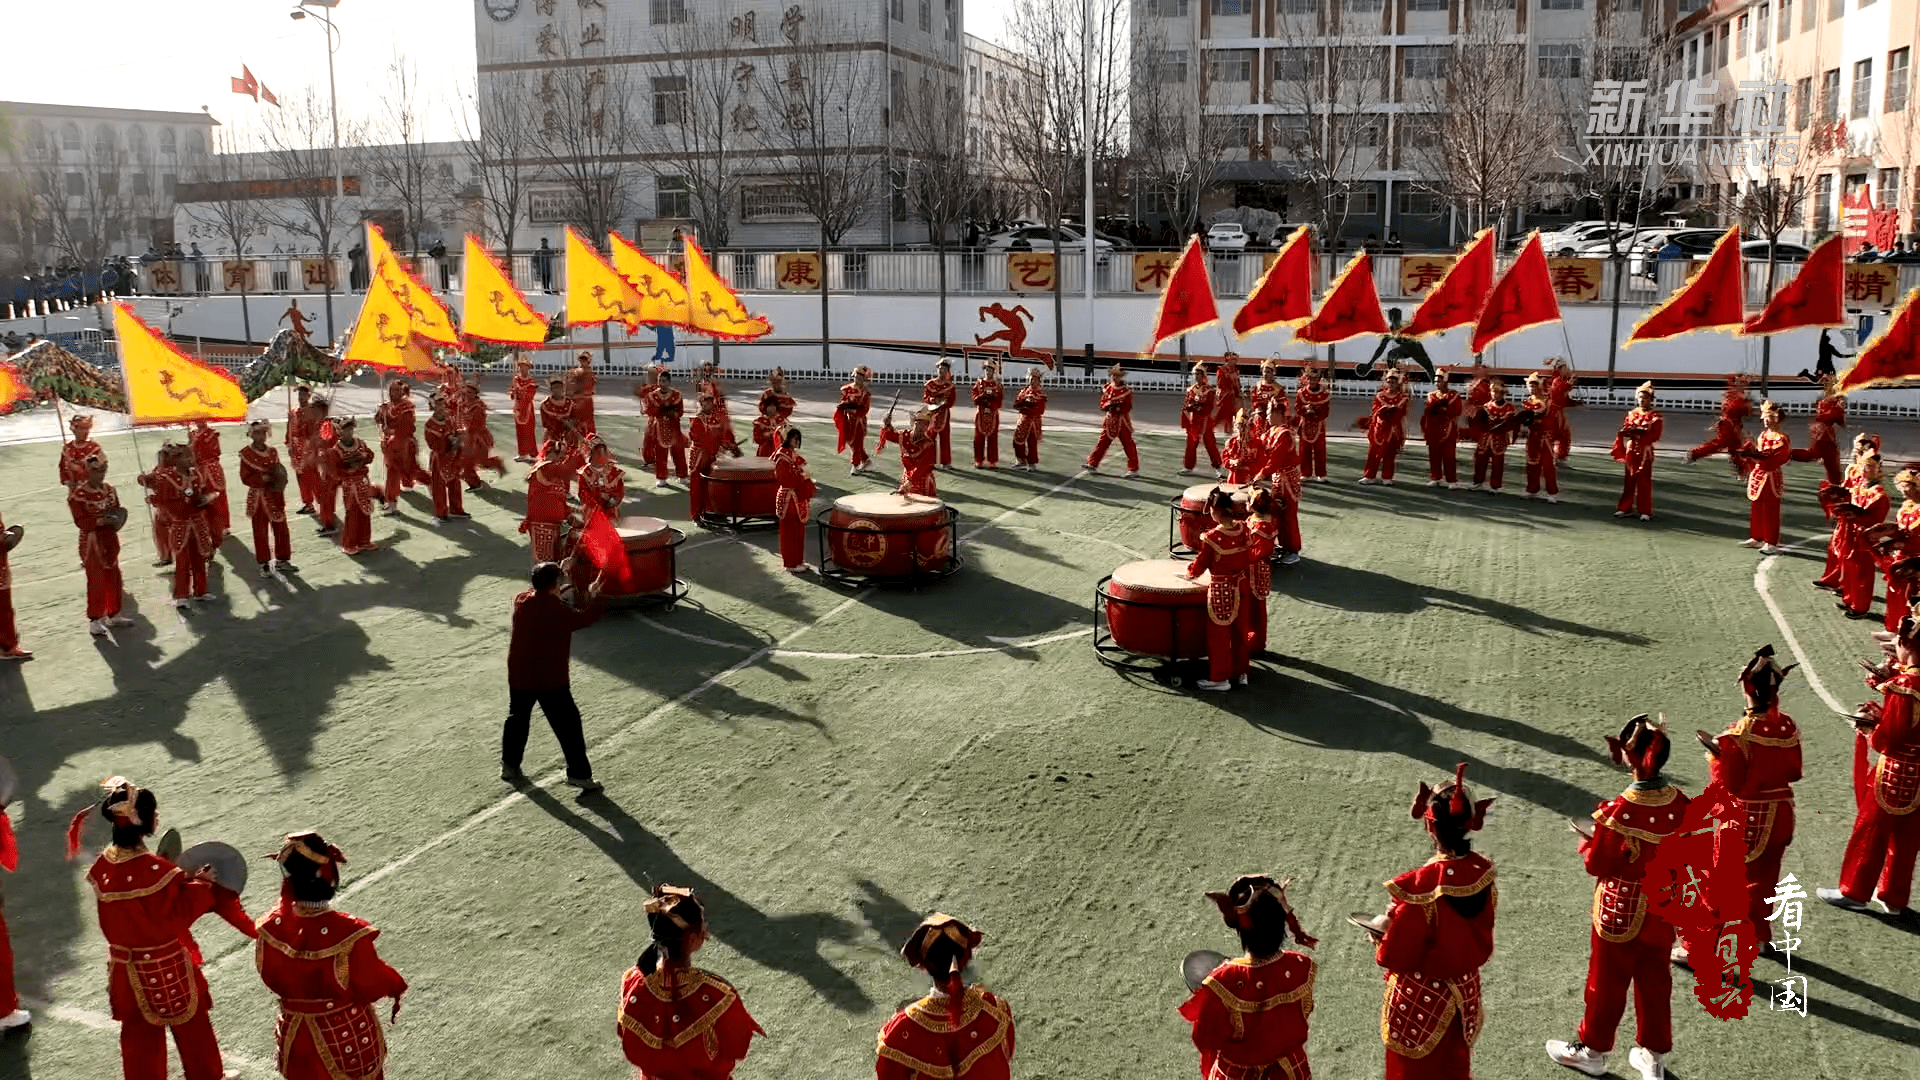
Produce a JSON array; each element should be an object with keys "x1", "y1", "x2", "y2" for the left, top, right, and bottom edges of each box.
[
  {"x1": 836, "y1": 366, "x2": 875, "y2": 474},
  {"x1": 187, "y1": 420, "x2": 229, "y2": 540},
  {"x1": 1357, "y1": 366, "x2": 1411, "y2": 485},
  {"x1": 1421, "y1": 368, "x2": 1464, "y2": 488},
  {"x1": 1260, "y1": 398, "x2": 1303, "y2": 561},
  {"x1": 1369, "y1": 763, "x2": 1497, "y2": 1080},
  {"x1": 688, "y1": 392, "x2": 742, "y2": 519},
  {"x1": 773, "y1": 428, "x2": 816, "y2": 573},
  {"x1": 373, "y1": 378, "x2": 426, "y2": 512},
  {"x1": 1084, "y1": 365, "x2": 1140, "y2": 475},
  {"x1": 70, "y1": 778, "x2": 253, "y2": 1080},
  {"x1": 138, "y1": 444, "x2": 215, "y2": 607},
  {"x1": 58, "y1": 412, "x2": 104, "y2": 490},
  {"x1": 755, "y1": 368, "x2": 795, "y2": 457},
  {"x1": 1686, "y1": 374, "x2": 1755, "y2": 472},
  {"x1": 648, "y1": 372, "x2": 689, "y2": 489},
  {"x1": 257, "y1": 832, "x2": 409, "y2": 1080},
  {"x1": 1177, "y1": 875, "x2": 1318, "y2": 1080},
  {"x1": 1249, "y1": 359, "x2": 1288, "y2": 428},
  {"x1": 971, "y1": 359, "x2": 1004, "y2": 468},
  {"x1": 0, "y1": 513, "x2": 28, "y2": 661},
  {"x1": 1819, "y1": 613, "x2": 1920, "y2": 918},
  {"x1": 1184, "y1": 487, "x2": 1256, "y2": 691},
  {"x1": 1212, "y1": 353, "x2": 1242, "y2": 434},
  {"x1": 1546, "y1": 717, "x2": 1690, "y2": 1080},
  {"x1": 619, "y1": 885, "x2": 763, "y2": 1080},
  {"x1": 70, "y1": 453, "x2": 132, "y2": 634},
  {"x1": 1520, "y1": 372, "x2": 1560, "y2": 502},
  {"x1": 510, "y1": 353, "x2": 539, "y2": 462},
  {"x1": 879, "y1": 406, "x2": 939, "y2": 497},
  {"x1": 923, "y1": 359, "x2": 958, "y2": 467},
  {"x1": 238, "y1": 420, "x2": 296, "y2": 576},
  {"x1": 1292, "y1": 362, "x2": 1330, "y2": 482},
  {"x1": 1012, "y1": 367, "x2": 1047, "y2": 471},
  {"x1": 1222, "y1": 410, "x2": 1263, "y2": 486},
  {"x1": 877, "y1": 914, "x2": 1014, "y2": 1080},
  {"x1": 1181, "y1": 363, "x2": 1222, "y2": 476},
  {"x1": 1473, "y1": 380, "x2": 1519, "y2": 493},
  {"x1": 1611, "y1": 382, "x2": 1664, "y2": 521},
  {"x1": 1731, "y1": 403, "x2": 1792, "y2": 552},
  {"x1": 423, "y1": 393, "x2": 466, "y2": 523},
  {"x1": 1789, "y1": 378, "x2": 1847, "y2": 486}
]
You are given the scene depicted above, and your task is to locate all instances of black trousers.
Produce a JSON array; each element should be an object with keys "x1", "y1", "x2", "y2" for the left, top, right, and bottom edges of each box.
[{"x1": 504, "y1": 687, "x2": 593, "y2": 779}]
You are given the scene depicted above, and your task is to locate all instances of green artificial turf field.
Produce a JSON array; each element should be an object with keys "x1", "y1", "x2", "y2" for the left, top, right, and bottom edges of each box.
[{"x1": 1, "y1": 419, "x2": 1917, "y2": 1080}]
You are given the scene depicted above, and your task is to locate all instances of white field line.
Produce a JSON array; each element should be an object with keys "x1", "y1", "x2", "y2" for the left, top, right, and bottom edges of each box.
[
  {"x1": 773, "y1": 627, "x2": 1092, "y2": 661},
  {"x1": 27, "y1": 998, "x2": 277, "y2": 1073},
  {"x1": 1753, "y1": 533, "x2": 1848, "y2": 714}
]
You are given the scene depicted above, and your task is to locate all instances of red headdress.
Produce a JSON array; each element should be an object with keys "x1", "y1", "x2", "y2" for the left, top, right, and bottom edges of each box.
[
  {"x1": 1409, "y1": 762, "x2": 1494, "y2": 832},
  {"x1": 266, "y1": 831, "x2": 347, "y2": 885},
  {"x1": 1738, "y1": 645, "x2": 1797, "y2": 713},
  {"x1": 903, "y1": 913, "x2": 983, "y2": 1025},
  {"x1": 66, "y1": 775, "x2": 145, "y2": 861},
  {"x1": 1604, "y1": 714, "x2": 1671, "y2": 776},
  {"x1": 1205, "y1": 874, "x2": 1318, "y2": 949}
]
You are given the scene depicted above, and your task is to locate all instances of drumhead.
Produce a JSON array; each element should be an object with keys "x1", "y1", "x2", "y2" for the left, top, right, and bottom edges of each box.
[
  {"x1": 615, "y1": 515, "x2": 671, "y2": 542},
  {"x1": 1111, "y1": 559, "x2": 1208, "y2": 594},
  {"x1": 833, "y1": 492, "x2": 946, "y2": 518},
  {"x1": 710, "y1": 456, "x2": 774, "y2": 477},
  {"x1": 1180, "y1": 482, "x2": 1247, "y2": 511}
]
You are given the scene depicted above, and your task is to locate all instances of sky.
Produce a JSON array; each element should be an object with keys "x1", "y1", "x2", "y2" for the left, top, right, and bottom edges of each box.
[{"x1": 0, "y1": 0, "x2": 1018, "y2": 144}]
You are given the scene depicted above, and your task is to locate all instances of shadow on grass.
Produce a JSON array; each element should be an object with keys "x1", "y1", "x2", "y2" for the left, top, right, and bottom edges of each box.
[{"x1": 1278, "y1": 561, "x2": 1652, "y2": 646}]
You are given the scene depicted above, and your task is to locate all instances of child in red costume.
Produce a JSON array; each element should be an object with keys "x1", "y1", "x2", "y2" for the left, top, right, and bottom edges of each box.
[
  {"x1": 1185, "y1": 488, "x2": 1255, "y2": 692},
  {"x1": 1178, "y1": 875, "x2": 1317, "y2": 1080},
  {"x1": 773, "y1": 428, "x2": 817, "y2": 573},
  {"x1": 1820, "y1": 615, "x2": 1920, "y2": 918},
  {"x1": 1358, "y1": 366, "x2": 1410, "y2": 484},
  {"x1": 618, "y1": 884, "x2": 763, "y2": 1080},
  {"x1": 877, "y1": 914, "x2": 1015, "y2": 1080},
  {"x1": 1421, "y1": 368, "x2": 1464, "y2": 489}
]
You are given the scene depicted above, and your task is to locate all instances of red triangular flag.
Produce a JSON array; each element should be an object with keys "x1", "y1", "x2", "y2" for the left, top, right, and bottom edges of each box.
[
  {"x1": 231, "y1": 65, "x2": 259, "y2": 101},
  {"x1": 261, "y1": 83, "x2": 279, "y2": 108},
  {"x1": 1626, "y1": 226, "x2": 1745, "y2": 347},
  {"x1": 1404, "y1": 229, "x2": 1496, "y2": 337},
  {"x1": 1470, "y1": 233, "x2": 1563, "y2": 355},
  {"x1": 579, "y1": 507, "x2": 634, "y2": 589},
  {"x1": 1295, "y1": 252, "x2": 1389, "y2": 344},
  {"x1": 1146, "y1": 237, "x2": 1221, "y2": 352},
  {"x1": 1742, "y1": 236, "x2": 1845, "y2": 336},
  {"x1": 1233, "y1": 226, "x2": 1314, "y2": 337},
  {"x1": 1835, "y1": 287, "x2": 1920, "y2": 394}
]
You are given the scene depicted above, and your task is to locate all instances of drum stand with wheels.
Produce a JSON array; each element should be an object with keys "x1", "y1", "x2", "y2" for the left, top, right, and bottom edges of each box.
[
  {"x1": 602, "y1": 526, "x2": 692, "y2": 612},
  {"x1": 695, "y1": 478, "x2": 778, "y2": 533},
  {"x1": 815, "y1": 506, "x2": 964, "y2": 588},
  {"x1": 1091, "y1": 575, "x2": 1210, "y2": 688},
  {"x1": 1167, "y1": 496, "x2": 1198, "y2": 558}
]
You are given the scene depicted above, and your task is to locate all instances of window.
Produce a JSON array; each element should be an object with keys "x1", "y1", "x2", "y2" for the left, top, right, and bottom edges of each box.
[
  {"x1": 1757, "y1": 5, "x2": 1769, "y2": 46},
  {"x1": 1715, "y1": 25, "x2": 1729, "y2": 69},
  {"x1": 1795, "y1": 76, "x2": 1812, "y2": 128},
  {"x1": 1853, "y1": 58, "x2": 1873, "y2": 119},
  {"x1": 1155, "y1": 50, "x2": 1189, "y2": 83},
  {"x1": 1621, "y1": 0, "x2": 1642, "y2": 9},
  {"x1": 132, "y1": 173, "x2": 150, "y2": 197},
  {"x1": 158, "y1": 128, "x2": 176, "y2": 155},
  {"x1": 1879, "y1": 168, "x2": 1901, "y2": 210},
  {"x1": 1335, "y1": 46, "x2": 1388, "y2": 84},
  {"x1": 651, "y1": 75, "x2": 688, "y2": 125},
  {"x1": 890, "y1": 70, "x2": 905, "y2": 124},
  {"x1": 1273, "y1": 48, "x2": 1320, "y2": 83},
  {"x1": 1736, "y1": 15, "x2": 1748, "y2": 58},
  {"x1": 1813, "y1": 173, "x2": 1834, "y2": 230},
  {"x1": 65, "y1": 172, "x2": 85, "y2": 197},
  {"x1": 1804, "y1": 0, "x2": 1817, "y2": 28},
  {"x1": 1400, "y1": 114, "x2": 1441, "y2": 152},
  {"x1": 1210, "y1": 49, "x2": 1255, "y2": 82},
  {"x1": 1540, "y1": 0, "x2": 1583, "y2": 10},
  {"x1": 650, "y1": 0, "x2": 687, "y2": 24},
  {"x1": 919, "y1": 0, "x2": 930, "y2": 31},
  {"x1": 889, "y1": 0, "x2": 903, "y2": 19},
  {"x1": 185, "y1": 130, "x2": 205, "y2": 158},
  {"x1": 946, "y1": 0, "x2": 956, "y2": 38},
  {"x1": 126, "y1": 127, "x2": 147, "y2": 158},
  {"x1": 1829, "y1": 0, "x2": 1843, "y2": 19},
  {"x1": 1779, "y1": 0, "x2": 1792, "y2": 38},
  {"x1": 60, "y1": 122, "x2": 81, "y2": 151},
  {"x1": 657, "y1": 176, "x2": 691, "y2": 219},
  {"x1": 1537, "y1": 43, "x2": 1582, "y2": 80},
  {"x1": 1212, "y1": 0, "x2": 1253, "y2": 12},
  {"x1": 1346, "y1": 0, "x2": 1383, "y2": 12},
  {"x1": 1678, "y1": 0, "x2": 1704, "y2": 12},
  {"x1": 740, "y1": 184, "x2": 809, "y2": 221},
  {"x1": 1481, "y1": 0, "x2": 1517, "y2": 8},
  {"x1": 1821, "y1": 68, "x2": 1841, "y2": 120},
  {"x1": 99, "y1": 173, "x2": 117, "y2": 197},
  {"x1": 1404, "y1": 45, "x2": 1449, "y2": 79},
  {"x1": 1399, "y1": 188, "x2": 1447, "y2": 216},
  {"x1": 1685, "y1": 40, "x2": 1698, "y2": 80},
  {"x1": 969, "y1": 66, "x2": 978, "y2": 94},
  {"x1": 1278, "y1": 0, "x2": 1316, "y2": 11},
  {"x1": 1408, "y1": 0, "x2": 1447, "y2": 9},
  {"x1": 1147, "y1": 0, "x2": 1190, "y2": 12},
  {"x1": 1331, "y1": 185, "x2": 1379, "y2": 216},
  {"x1": 1204, "y1": 113, "x2": 1256, "y2": 145},
  {"x1": 1272, "y1": 114, "x2": 1312, "y2": 152},
  {"x1": 1890, "y1": 48, "x2": 1910, "y2": 112},
  {"x1": 1353, "y1": 117, "x2": 1382, "y2": 149}
]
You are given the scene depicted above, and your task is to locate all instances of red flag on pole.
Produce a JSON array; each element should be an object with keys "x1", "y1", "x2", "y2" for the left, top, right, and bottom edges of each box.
[
  {"x1": 1295, "y1": 252, "x2": 1389, "y2": 345},
  {"x1": 230, "y1": 66, "x2": 259, "y2": 101},
  {"x1": 1146, "y1": 236, "x2": 1221, "y2": 352},
  {"x1": 261, "y1": 83, "x2": 279, "y2": 107},
  {"x1": 1835, "y1": 287, "x2": 1920, "y2": 394},
  {"x1": 1404, "y1": 228, "x2": 1495, "y2": 337},
  {"x1": 1742, "y1": 236, "x2": 1846, "y2": 335},
  {"x1": 1232, "y1": 225, "x2": 1314, "y2": 337},
  {"x1": 1626, "y1": 226, "x2": 1745, "y2": 347},
  {"x1": 579, "y1": 508, "x2": 634, "y2": 589},
  {"x1": 1470, "y1": 233, "x2": 1562, "y2": 355}
]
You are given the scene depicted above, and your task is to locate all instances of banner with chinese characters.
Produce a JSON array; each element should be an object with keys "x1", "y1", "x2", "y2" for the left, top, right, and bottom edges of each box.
[
  {"x1": 221, "y1": 260, "x2": 257, "y2": 293},
  {"x1": 1007, "y1": 252, "x2": 1057, "y2": 292},
  {"x1": 301, "y1": 258, "x2": 337, "y2": 290},
  {"x1": 1844, "y1": 264, "x2": 1900, "y2": 309},
  {"x1": 1132, "y1": 252, "x2": 1178, "y2": 292},
  {"x1": 775, "y1": 252, "x2": 822, "y2": 291},
  {"x1": 1399, "y1": 255, "x2": 1454, "y2": 297},
  {"x1": 147, "y1": 261, "x2": 184, "y2": 294},
  {"x1": 1545, "y1": 258, "x2": 1604, "y2": 302}
]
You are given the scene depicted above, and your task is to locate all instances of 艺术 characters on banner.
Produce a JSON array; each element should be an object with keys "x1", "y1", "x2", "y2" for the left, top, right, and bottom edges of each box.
[{"x1": 1764, "y1": 873, "x2": 1809, "y2": 1017}]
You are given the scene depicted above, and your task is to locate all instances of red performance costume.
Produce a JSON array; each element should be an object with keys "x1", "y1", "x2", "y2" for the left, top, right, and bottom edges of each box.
[
  {"x1": 1686, "y1": 374, "x2": 1753, "y2": 468},
  {"x1": 0, "y1": 776, "x2": 23, "y2": 1028},
  {"x1": 256, "y1": 833, "x2": 408, "y2": 1080},
  {"x1": 1012, "y1": 375, "x2": 1047, "y2": 471},
  {"x1": 773, "y1": 439, "x2": 816, "y2": 571},
  {"x1": 1376, "y1": 766, "x2": 1497, "y2": 1080},
  {"x1": 1361, "y1": 373, "x2": 1410, "y2": 484},
  {"x1": 286, "y1": 399, "x2": 321, "y2": 515},
  {"x1": 1213, "y1": 356, "x2": 1243, "y2": 433},
  {"x1": 1293, "y1": 370, "x2": 1330, "y2": 482},
  {"x1": 59, "y1": 416, "x2": 105, "y2": 490},
  {"x1": 139, "y1": 450, "x2": 214, "y2": 603},
  {"x1": 1178, "y1": 875, "x2": 1318, "y2": 1080},
  {"x1": 423, "y1": 404, "x2": 466, "y2": 521},
  {"x1": 1736, "y1": 404, "x2": 1792, "y2": 550},
  {"x1": 373, "y1": 387, "x2": 426, "y2": 508},
  {"x1": 1611, "y1": 384, "x2": 1663, "y2": 520},
  {"x1": 688, "y1": 402, "x2": 743, "y2": 520},
  {"x1": 541, "y1": 383, "x2": 576, "y2": 447},
  {"x1": 695, "y1": 364, "x2": 734, "y2": 436},
  {"x1": 1707, "y1": 648, "x2": 1803, "y2": 944},
  {"x1": 1826, "y1": 627, "x2": 1920, "y2": 914},
  {"x1": 1085, "y1": 368, "x2": 1140, "y2": 474},
  {"x1": 187, "y1": 423, "x2": 230, "y2": 539},
  {"x1": 880, "y1": 410, "x2": 940, "y2": 497},
  {"x1": 0, "y1": 513, "x2": 22, "y2": 659},
  {"x1": 70, "y1": 464, "x2": 127, "y2": 626},
  {"x1": 71, "y1": 778, "x2": 252, "y2": 1080},
  {"x1": 1520, "y1": 377, "x2": 1558, "y2": 500},
  {"x1": 313, "y1": 415, "x2": 340, "y2": 533},
  {"x1": 1262, "y1": 421, "x2": 1304, "y2": 556},
  {"x1": 1183, "y1": 368, "x2": 1222, "y2": 474},
  {"x1": 1828, "y1": 457, "x2": 1890, "y2": 618},
  {"x1": 649, "y1": 385, "x2": 690, "y2": 483},
  {"x1": 837, "y1": 372, "x2": 875, "y2": 471},
  {"x1": 1222, "y1": 417, "x2": 1263, "y2": 486},
  {"x1": 618, "y1": 885, "x2": 764, "y2": 1080},
  {"x1": 1883, "y1": 477, "x2": 1920, "y2": 632},
  {"x1": 458, "y1": 385, "x2": 506, "y2": 488},
  {"x1": 238, "y1": 429, "x2": 294, "y2": 570},
  {"x1": 328, "y1": 425, "x2": 379, "y2": 555},
  {"x1": 1249, "y1": 365, "x2": 1288, "y2": 430},
  {"x1": 577, "y1": 441, "x2": 626, "y2": 517},
  {"x1": 971, "y1": 367, "x2": 1004, "y2": 468},
  {"x1": 1790, "y1": 388, "x2": 1847, "y2": 486},
  {"x1": 924, "y1": 365, "x2": 958, "y2": 467},
  {"x1": 877, "y1": 914, "x2": 1015, "y2": 1080},
  {"x1": 754, "y1": 374, "x2": 796, "y2": 457},
  {"x1": 510, "y1": 364, "x2": 539, "y2": 460},
  {"x1": 1545, "y1": 363, "x2": 1576, "y2": 463},
  {"x1": 1473, "y1": 394, "x2": 1518, "y2": 493},
  {"x1": 1421, "y1": 377, "x2": 1464, "y2": 487},
  {"x1": 521, "y1": 458, "x2": 574, "y2": 564},
  {"x1": 1186, "y1": 491, "x2": 1256, "y2": 690},
  {"x1": 571, "y1": 357, "x2": 597, "y2": 436}
]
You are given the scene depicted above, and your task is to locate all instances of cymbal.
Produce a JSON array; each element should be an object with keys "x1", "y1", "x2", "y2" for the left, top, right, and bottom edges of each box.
[
  {"x1": 1, "y1": 524, "x2": 21, "y2": 554},
  {"x1": 1569, "y1": 818, "x2": 1596, "y2": 840},
  {"x1": 1347, "y1": 911, "x2": 1389, "y2": 937},
  {"x1": 177, "y1": 841, "x2": 248, "y2": 894},
  {"x1": 156, "y1": 827, "x2": 183, "y2": 862},
  {"x1": 101, "y1": 507, "x2": 129, "y2": 532},
  {"x1": 1181, "y1": 949, "x2": 1229, "y2": 992}
]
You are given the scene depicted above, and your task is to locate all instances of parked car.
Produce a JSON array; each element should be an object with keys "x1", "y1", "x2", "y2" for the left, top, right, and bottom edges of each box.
[
  {"x1": 1741, "y1": 240, "x2": 1812, "y2": 263},
  {"x1": 1060, "y1": 224, "x2": 1133, "y2": 250},
  {"x1": 1204, "y1": 223, "x2": 1250, "y2": 252},
  {"x1": 1537, "y1": 221, "x2": 1635, "y2": 257},
  {"x1": 981, "y1": 225, "x2": 1114, "y2": 265},
  {"x1": 1267, "y1": 224, "x2": 1317, "y2": 248}
]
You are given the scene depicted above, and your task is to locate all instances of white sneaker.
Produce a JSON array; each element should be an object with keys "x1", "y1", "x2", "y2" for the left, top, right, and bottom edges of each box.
[
  {"x1": 1544, "y1": 495, "x2": 1559, "y2": 504},
  {"x1": 1614, "y1": 509, "x2": 1630, "y2": 517},
  {"x1": 1280, "y1": 551, "x2": 1301, "y2": 566},
  {"x1": 1545, "y1": 1039, "x2": 1608, "y2": 1076},
  {"x1": 1628, "y1": 1046, "x2": 1666, "y2": 1080},
  {"x1": 1357, "y1": 476, "x2": 1377, "y2": 485},
  {"x1": 1448, "y1": 482, "x2": 1464, "y2": 489},
  {"x1": 655, "y1": 481, "x2": 670, "y2": 491},
  {"x1": 1381, "y1": 478, "x2": 1395, "y2": 486},
  {"x1": 1817, "y1": 886, "x2": 1869, "y2": 911},
  {"x1": 1179, "y1": 467, "x2": 1195, "y2": 476},
  {"x1": 106, "y1": 615, "x2": 135, "y2": 627},
  {"x1": 0, "y1": 1008, "x2": 28, "y2": 1030},
  {"x1": 1639, "y1": 514, "x2": 1652, "y2": 521},
  {"x1": 787, "y1": 563, "x2": 816, "y2": 575},
  {"x1": 1523, "y1": 491, "x2": 1538, "y2": 500},
  {"x1": 1195, "y1": 679, "x2": 1231, "y2": 692},
  {"x1": 88, "y1": 618, "x2": 109, "y2": 636},
  {"x1": 1123, "y1": 470, "x2": 1139, "y2": 478},
  {"x1": 1761, "y1": 544, "x2": 1779, "y2": 555},
  {"x1": 1741, "y1": 538, "x2": 1763, "y2": 548},
  {"x1": 1470, "y1": 483, "x2": 1487, "y2": 491},
  {"x1": 1427, "y1": 479, "x2": 1444, "y2": 488}
]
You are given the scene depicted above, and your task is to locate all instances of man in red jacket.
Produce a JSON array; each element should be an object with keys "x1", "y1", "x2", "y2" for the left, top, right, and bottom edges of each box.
[{"x1": 503, "y1": 562, "x2": 607, "y2": 792}]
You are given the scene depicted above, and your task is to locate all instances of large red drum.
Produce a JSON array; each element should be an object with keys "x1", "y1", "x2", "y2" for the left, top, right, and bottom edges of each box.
[
  {"x1": 609, "y1": 515, "x2": 677, "y2": 597},
  {"x1": 703, "y1": 455, "x2": 777, "y2": 519},
  {"x1": 825, "y1": 492, "x2": 954, "y2": 578},
  {"x1": 1172, "y1": 482, "x2": 1250, "y2": 554},
  {"x1": 1104, "y1": 559, "x2": 1211, "y2": 659}
]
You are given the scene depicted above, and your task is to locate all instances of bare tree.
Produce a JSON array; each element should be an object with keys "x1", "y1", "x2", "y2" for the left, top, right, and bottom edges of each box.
[
  {"x1": 458, "y1": 70, "x2": 539, "y2": 265},
  {"x1": 179, "y1": 126, "x2": 268, "y2": 342},
  {"x1": 0, "y1": 109, "x2": 43, "y2": 274},
  {"x1": 899, "y1": 66, "x2": 981, "y2": 352},
  {"x1": 256, "y1": 87, "x2": 363, "y2": 342},
  {"x1": 29, "y1": 129, "x2": 144, "y2": 271},
  {"x1": 634, "y1": 12, "x2": 753, "y2": 246},
  {"x1": 1269, "y1": 7, "x2": 1395, "y2": 251},
  {"x1": 520, "y1": 38, "x2": 638, "y2": 247},
  {"x1": 356, "y1": 50, "x2": 449, "y2": 255},
  {"x1": 1130, "y1": 17, "x2": 1236, "y2": 239}
]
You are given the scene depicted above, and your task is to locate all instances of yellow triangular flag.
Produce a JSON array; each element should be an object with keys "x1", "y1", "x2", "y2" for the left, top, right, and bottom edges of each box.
[
  {"x1": 113, "y1": 303, "x2": 248, "y2": 424},
  {"x1": 462, "y1": 235, "x2": 548, "y2": 346},
  {"x1": 365, "y1": 222, "x2": 460, "y2": 346},
  {"x1": 344, "y1": 274, "x2": 436, "y2": 371},
  {"x1": 609, "y1": 231, "x2": 690, "y2": 328},
  {"x1": 683, "y1": 240, "x2": 771, "y2": 341},
  {"x1": 564, "y1": 226, "x2": 647, "y2": 329}
]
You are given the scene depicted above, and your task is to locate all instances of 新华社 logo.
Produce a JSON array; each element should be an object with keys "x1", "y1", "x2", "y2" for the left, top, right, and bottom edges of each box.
[{"x1": 1585, "y1": 78, "x2": 1800, "y2": 167}]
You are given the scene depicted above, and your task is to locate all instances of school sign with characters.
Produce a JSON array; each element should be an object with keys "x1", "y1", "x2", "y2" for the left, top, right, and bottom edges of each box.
[{"x1": 1585, "y1": 78, "x2": 1800, "y2": 167}]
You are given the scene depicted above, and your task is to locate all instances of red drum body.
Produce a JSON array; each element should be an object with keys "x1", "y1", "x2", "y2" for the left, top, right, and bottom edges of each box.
[
  {"x1": 704, "y1": 456, "x2": 777, "y2": 518},
  {"x1": 1172, "y1": 482, "x2": 1249, "y2": 555},
  {"x1": 609, "y1": 516, "x2": 676, "y2": 596},
  {"x1": 825, "y1": 493, "x2": 954, "y2": 578},
  {"x1": 1103, "y1": 559, "x2": 1211, "y2": 658}
]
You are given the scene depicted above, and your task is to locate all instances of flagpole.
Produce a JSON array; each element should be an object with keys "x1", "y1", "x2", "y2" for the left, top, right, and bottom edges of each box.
[{"x1": 111, "y1": 311, "x2": 158, "y2": 545}]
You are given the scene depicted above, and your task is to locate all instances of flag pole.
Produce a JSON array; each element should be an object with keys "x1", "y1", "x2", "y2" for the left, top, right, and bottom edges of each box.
[{"x1": 110, "y1": 308, "x2": 158, "y2": 544}]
